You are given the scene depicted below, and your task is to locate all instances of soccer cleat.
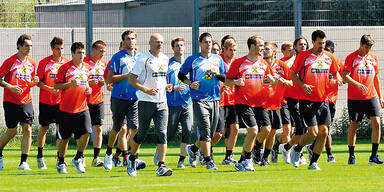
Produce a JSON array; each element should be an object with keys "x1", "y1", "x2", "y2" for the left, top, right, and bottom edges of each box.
[
  {"x1": 135, "y1": 159, "x2": 146, "y2": 170},
  {"x1": 270, "y1": 149, "x2": 278, "y2": 163},
  {"x1": 327, "y1": 155, "x2": 336, "y2": 163},
  {"x1": 234, "y1": 161, "x2": 246, "y2": 171},
  {"x1": 252, "y1": 148, "x2": 262, "y2": 165},
  {"x1": 156, "y1": 165, "x2": 173, "y2": 176},
  {"x1": 92, "y1": 157, "x2": 104, "y2": 167},
  {"x1": 259, "y1": 158, "x2": 270, "y2": 167},
  {"x1": 71, "y1": 158, "x2": 85, "y2": 173},
  {"x1": 153, "y1": 150, "x2": 159, "y2": 166},
  {"x1": 177, "y1": 161, "x2": 186, "y2": 168},
  {"x1": 222, "y1": 155, "x2": 237, "y2": 165},
  {"x1": 56, "y1": 163, "x2": 68, "y2": 174},
  {"x1": 126, "y1": 157, "x2": 137, "y2": 177},
  {"x1": 369, "y1": 155, "x2": 384, "y2": 164},
  {"x1": 37, "y1": 157, "x2": 47, "y2": 169},
  {"x1": 17, "y1": 162, "x2": 32, "y2": 171},
  {"x1": 112, "y1": 156, "x2": 121, "y2": 167},
  {"x1": 305, "y1": 144, "x2": 313, "y2": 162},
  {"x1": 308, "y1": 162, "x2": 321, "y2": 170},
  {"x1": 290, "y1": 149, "x2": 301, "y2": 168},
  {"x1": 243, "y1": 158, "x2": 255, "y2": 171},
  {"x1": 198, "y1": 149, "x2": 206, "y2": 166},
  {"x1": 185, "y1": 144, "x2": 197, "y2": 168},
  {"x1": 279, "y1": 144, "x2": 291, "y2": 164},
  {"x1": 104, "y1": 154, "x2": 113, "y2": 170},
  {"x1": 348, "y1": 156, "x2": 356, "y2": 165},
  {"x1": 299, "y1": 153, "x2": 308, "y2": 165},
  {"x1": 0, "y1": 156, "x2": 3, "y2": 170},
  {"x1": 206, "y1": 160, "x2": 218, "y2": 170},
  {"x1": 81, "y1": 157, "x2": 86, "y2": 168}
]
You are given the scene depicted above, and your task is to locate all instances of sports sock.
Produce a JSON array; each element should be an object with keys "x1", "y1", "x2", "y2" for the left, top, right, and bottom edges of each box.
[
  {"x1": 284, "y1": 143, "x2": 292, "y2": 151},
  {"x1": 58, "y1": 156, "x2": 65, "y2": 165},
  {"x1": 129, "y1": 154, "x2": 136, "y2": 162},
  {"x1": 20, "y1": 154, "x2": 28, "y2": 164},
  {"x1": 204, "y1": 156, "x2": 211, "y2": 163},
  {"x1": 294, "y1": 145, "x2": 303, "y2": 152},
  {"x1": 310, "y1": 139, "x2": 316, "y2": 150},
  {"x1": 37, "y1": 147, "x2": 43, "y2": 158},
  {"x1": 0, "y1": 148, "x2": 3, "y2": 157},
  {"x1": 254, "y1": 140, "x2": 262, "y2": 150},
  {"x1": 136, "y1": 153, "x2": 140, "y2": 159},
  {"x1": 93, "y1": 148, "x2": 101, "y2": 159},
  {"x1": 272, "y1": 141, "x2": 280, "y2": 151},
  {"x1": 371, "y1": 143, "x2": 379, "y2": 157},
  {"x1": 239, "y1": 155, "x2": 245, "y2": 163},
  {"x1": 326, "y1": 147, "x2": 332, "y2": 156},
  {"x1": 74, "y1": 151, "x2": 83, "y2": 160},
  {"x1": 191, "y1": 144, "x2": 199, "y2": 153},
  {"x1": 106, "y1": 147, "x2": 113, "y2": 156},
  {"x1": 114, "y1": 147, "x2": 121, "y2": 158},
  {"x1": 263, "y1": 149, "x2": 271, "y2": 159},
  {"x1": 348, "y1": 146, "x2": 355, "y2": 157},
  {"x1": 158, "y1": 161, "x2": 165, "y2": 167},
  {"x1": 225, "y1": 150, "x2": 232, "y2": 159},
  {"x1": 122, "y1": 150, "x2": 128, "y2": 161},
  {"x1": 178, "y1": 155, "x2": 186, "y2": 163},
  {"x1": 210, "y1": 146, "x2": 214, "y2": 158},
  {"x1": 310, "y1": 153, "x2": 320, "y2": 165},
  {"x1": 244, "y1": 151, "x2": 251, "y2": 159}
]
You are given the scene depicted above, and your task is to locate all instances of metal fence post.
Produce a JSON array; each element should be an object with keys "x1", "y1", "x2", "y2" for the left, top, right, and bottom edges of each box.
[
  {"x1": 294, "y1": 0, "x2": 302, "y2": 39},
  {"x1": 85, "y1": 0, "x2": 93, "y2": 55},
  {"x1": 192, "y1": 0, "x2": 199, "y2": 54}
]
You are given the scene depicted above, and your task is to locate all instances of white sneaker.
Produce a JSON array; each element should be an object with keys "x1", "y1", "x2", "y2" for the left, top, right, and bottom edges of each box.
[
  {"x1": 198, "y1": 149, "x2": 205, "y2": 166},
  {"x1": 71, "y1": 158, "x2": 85, "y2": 173},
  {"x1": 56, "y1": 163, "x2": 67, "y2": 174},
  {"x1": 279, "y1": 144, "x2": 291, "y2": 164},
  {"x1": 92, "y1": 157, "x2": 104, "y2": 167},
  {"x1": 37, "y1": 157, "x2": 47, "y2": 169},
  {"x1": 299, "y1": 153, "x2": 308, "y2": 165},
  {"x1": 185, "y1": 144, "x2": 197, "y2": 168},
  {"x1": 234, "y1": 161, "x2": 245, "y2": 171},
  {"x1": 177, "y1": 161, "x2": 186, "y2": 168},
  {"x1": 242, "y1": 159, "x2": 255, "y2": 171},
  {"x1": 206, "y1": 160, "x2": 218, "y2": 170},
  {"x1": 18, "y1": 162, "x2": 32, "y2": 171},
  {"x1": 156, "y1": 165, "x2": 173, "y2": 176},
  {"x1": 153, "y1": 150, "x2": 159, "y2": 166},
  {"x1": 135, "y1": 159, "x2": 146, "y2": 170},
  {"x1": 308, "y1": 162, "x2": 321, "y2": 170},
  {"x1": 0, "y1": 156, "x2": 4, "y2": 170},
  {"x1": 305, "y1": 144, "x2": 313, "y2": 162},
  {"x1": 290, "y1": 149, "x2": 301, "y2": 168},
  {"x1": 104, "y1": 154, "x2": 113, "y2": 170},
  {"x1": 126, "y1": 156, "x2": 137, "y2": 177}
]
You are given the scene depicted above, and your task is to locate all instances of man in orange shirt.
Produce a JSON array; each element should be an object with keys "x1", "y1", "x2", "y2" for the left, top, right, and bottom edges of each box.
[
  {"x1": 54, "y1": 42, "x2": 92, "y2": 174},
  {"x1": 290, "y1": 30, "x2": 341, "y2": 170},
  {"x1": 0, "y1": 34, "x2": 38, "y2": 171},
  {"x1": 36, "y1": 37, "x2": 69, "y2": 169},
  {"x1": 84, "y1": 40, "x2": 107, "y2": 167},
  {"x1": 343, "y1": 34, "x2": 384, "y2": 165}
]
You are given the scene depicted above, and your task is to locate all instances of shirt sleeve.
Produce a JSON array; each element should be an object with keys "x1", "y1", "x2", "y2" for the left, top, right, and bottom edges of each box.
[
  {"x1": 104, "y1": 61, "x2": 111, "y2": 79},
  {"x1": 54, "y1": 64, "x2": 68, "y2": 84},
  {"x1": 179, "y1": 56, "x2": 193, "y2": 75},
  {"x1": 130, "y1": 57, "x2": 145, "y2": 76},
  {"x1": 37, "y1": 58, "x2": 47, "y2": 82},
  {"x1": 109, "y1": 55, "x2": 119, "y2": 74},
  {"x1": 343, "y1": 53, "x2": 354, "y2": 73},
  {"x1": 291, "y1": 52, "x2": 304, "y2": 74},
  {"x1": 226, "y1": 58, "x2": 241, "y2": 79},
  {"x1": 0, "y1": 58, "x2": 13, "y2": 78},
  {"x1": 219, "y1": 56, "x2": 227, "y2": 74}
]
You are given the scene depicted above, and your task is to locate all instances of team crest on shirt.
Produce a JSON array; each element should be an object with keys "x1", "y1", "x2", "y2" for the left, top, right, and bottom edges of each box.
[
  {"x1": 49, "y1": 65, "x2": 61, "y2": 78},
  {"x1": 311, "y1": 60, "x2": 328, "y2": 74},
  {"x1": 206, "y1": 72, "x2": 213, "y2": 79},
  {"x1": 15, "y1": 65, "x2": 31, "y2": 80},
  {"x1": 78, "y1": 73, "x2": 88, "y2": 85},
  {"x1": 358, "y1": 61, "x2": 373, "y2": 74},
  {"x1": 152, "y1": 64, "x2": 166, "y2": 77},
  {"x1": 89, "y1": 66, "x2": 103, "y2": 79},
  {"x1": 245, "y1": 64, "x2": 263, "y2": 79}
]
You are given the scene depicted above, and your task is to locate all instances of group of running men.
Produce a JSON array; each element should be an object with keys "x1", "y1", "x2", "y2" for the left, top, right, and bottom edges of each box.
[{"x1": 0, "y1": 29, "x2": 382, "y2": 176}]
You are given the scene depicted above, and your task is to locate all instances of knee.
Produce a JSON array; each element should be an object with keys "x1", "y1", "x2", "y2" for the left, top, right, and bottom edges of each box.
[
  {"x1": 247, "y1": 127, "x2": 258, "y2": 137},
  {"x1": 215, "y1": 132, "x2": 223, "y2": 138},
  {"x1": 318, "y1": 128, "x2": 328, "y2": 137},
  {"x1": 308, "y1": 128, "x2": 318, "y2": 138},
  {"x1": 7, "y1": 128, "x2": 18, "y2": 137}
]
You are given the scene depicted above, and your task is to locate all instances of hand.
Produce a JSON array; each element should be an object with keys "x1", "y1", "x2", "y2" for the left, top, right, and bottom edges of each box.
[
  {"x1": 85, "y1": 86, "x2": 92, "y2": 95},
  {"x1": 207, "y1": 68, "x2": 219, "y2": 75},
  {"x1": 50, "y1": 87, "x2": 59, "y2": 94},
  {"x1": 98, "y1": 78, "x2": 105, "y2": 86},
  {"x1": 358, "y1": 83, "x2": 368, "y2": 93},
  {"x1": 166, "y1": 84, "x2": 173, "y2": 93},
  {"x1": 33, "y1": 76, "x2": 39, "y2": 84},
  {"x1": 88, "y1": 79, "x2": 98, "y2": 85},
  {"x1": 145, "y1": 88, "x2": 158, "y2": 96},
  {"x1": 265, "y1": 74, "x2": 274, "y2": 82},
  {"x1": 302, "y1": 84, "x2": 314, "y2": 94},
  {"x1": 380, "y1": 98, "x2": 384, "y2": 108},
  {"x1": 190, "y1": 81, "x2": 200, "y2": 90},
  {"x1": 70, "y1": 79, "x2": 80, "y2": 87},
  {"x1": 9, "y1": 85, "x2": 22, "y2": 95},
  {"x1": 174, "y1": 85, "x2": 186, "y2": 91},
  {"x1": 106, "y1": 83, "x2": 113, "y2": 91},
  {"x1": 234, "y1": 78, "x2": 245, "y2": 86}
]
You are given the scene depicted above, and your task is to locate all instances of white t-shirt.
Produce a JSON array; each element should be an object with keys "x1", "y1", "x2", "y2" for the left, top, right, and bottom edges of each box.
[{"x1": 131, "y1": 50, "x2": 169, "y2": 103}]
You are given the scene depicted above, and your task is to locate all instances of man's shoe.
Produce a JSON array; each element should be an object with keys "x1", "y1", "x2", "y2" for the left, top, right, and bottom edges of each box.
[
  {"x1": 259, "y1": 158, "x2": 270, "y2": 167},
  {"x1": 198, "y1": 149, "x2": 205, "y2": 166},
  {"x1": 206, "y1": 160, "x2": 218, "y2": 170},
  {"x1": 185, "y1": 144, "x2": 197, "y2": 168},
  {"x1": 56, "y1": 163, "x2": 67, "y2": 174},
  {"x1": 234, "y1": 161, "x2": 245, "y2": 171},
  {"x1": 92, "y1": 157, "x2": 104, "y2": 167},
  {"x1": 243, "y1": 158, "x2": 255, "y2": 171},
  {"x1": 290, "y1": 149, "x2": 301, "y2": 168},
  {"x1": 104, "y1": 154, "x2": 113, "y2": 170},
  {"x1": 17, "y1": 162, "x2": 32, "y2": 171},
  {"x1": 299, "y1": 153, "x2": 308, "y2": 165},
  {"x1": 327, "y1": 155, "x2": 336, "y2": 163},
  {"x1": 177, "y1": 161, "x2": 186, "y2": 168},
  {"x1": 270, "y1": 149, "x2": 278, "y2": 163},
  {"x1": 222, "y1": 155, "x2": 237, "y2": 165},
  {"x1": 308, "y1": 162, "x2": 321, "y2": 170},
  {"x1": 305, "y1": 144, "x2": 313, "y2": 162},
  {"x1": 279, "y1": 144, "x2": 291, "y2": 164},
  {"x1": 156, "y1": 165, "x2": 173, "y2": 176},
  {"x1": 153, "y1": 150, "x2": 159, "y2": 166},
  {"x1": 126, "y1": 157, "x2": 137, "y2": 177},
  {"x1": 369, "y1": 155, "x2": 384, "y2": 164},
  {"x1": 136, "y1": 159, "x2": 146, "y2": 170},
  {"x1": 252, "y1": 148, "x2": 262, "y2": 165},
  {"x1": 37, "y1": 157, "x2": 47, "y2": 169},
  {"x1": 71, "y1": 158, "x2": 85, "y2": 173},
  {"x1": 348, "y1": 156, "x2": 356, "y2": 165},
  {"x1": 112, "y1": 156, "x2": 121, "y2": 167}
]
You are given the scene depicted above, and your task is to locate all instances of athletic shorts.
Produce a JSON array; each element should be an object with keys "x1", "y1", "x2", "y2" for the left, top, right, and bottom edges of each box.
[
  {"x1": 88, "y1": 102, "x2": 105, "y2": 126},
  {"x1": 167, "y1": 105, "x2": 193, "y2": 143},
  {"x1": 39, "y1": 102, "x2": 60, "y2": 126},
  {"x1": 217, "y1": 105, "x2": 238, "y2": 136},
  {"x1": 58, "y1": 110, "x2": 92, "y2": 140},
  {"x1": 285, "y1": 97, "x2": 305, "y2": 135},
  {"x1": 110, "y1": 97, "x2": 138, "y2": 131},
  {"x1": 235, "y1": 104, "x2": 269, "y2": 129},
  {"x1": 269, "y1": 110, "x2": 282, "y2": 130},
  {"x1": 280, "y1": 102, "x2": 290, "y2": 125},
  {"x1": 3, "y1": 102, "x2": 34, "y2": 128},
  {"x1": 329, "y1": 102, "x2": 336, "y2": 123},
  {"x1": 192, "y1": 100, "x2": 219, "y2": 141},
  {"x1": 299, "y1": 100, "x2": 331, "y2": 127},
  {"x1": 348, "y1": 98, "x2": 380, "y2": 122}
]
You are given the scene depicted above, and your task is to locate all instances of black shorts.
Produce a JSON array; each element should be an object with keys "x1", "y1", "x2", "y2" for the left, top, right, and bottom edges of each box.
[
  {"x1": 58, "y1": 110, "x2": 92, "y2": 140},
  {"x1": 269, "y1": 110, "x2": 282, "y2": 130},
  {"x1": 39, "y1": 102, "x2": 60, "y2": 126},
  {"x1": 280, "y1": 102, "x2": 290, "y2": 125},
  {"x1": 299, "y1": 100, "x2": 331, "y2": 127},
  {"x1": 285, "y1": 97, "x2": 305, "y2": 135},
  {"x1": 110, "y1": 98, "x2": 138, "y2": 131},
  {"x1": 236, "y1": 104, "x2": 269, "y2": 129},
  {"x1": 3, "y1": 102, "x2": 34, "y2": 128},
  {"x1": 217, "y1": 105, "x2": 238, "y2": 135},
  {"x1": 88, "y1": 102, "x2": 105, "y2": 126},
  {"x1": 348, "y1": 98, "x2": 380, "y2": 122},
  {"x1": 329, "y1": 102, "x2": 336, "y2": 123}
]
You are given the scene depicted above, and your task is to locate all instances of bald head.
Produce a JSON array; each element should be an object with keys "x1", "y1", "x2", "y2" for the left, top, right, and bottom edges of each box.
[{"x1": 149, "y1": 33, "x2": 164, "y2": 54}]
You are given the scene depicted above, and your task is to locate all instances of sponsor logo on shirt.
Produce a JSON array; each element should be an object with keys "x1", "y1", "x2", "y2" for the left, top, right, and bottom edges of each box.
[
  {"x1": 16, "y1": 65, "x2": 31, "y2": 79},
  {"x1": 152, "y1": 72, "x2": 167, "y2": 77},
  {"x1": 206, "y1": 72, "x2": 213, "y2": 79},
  {"x1": 311, "y1": 60, "x2": 329, "y2": 73}
]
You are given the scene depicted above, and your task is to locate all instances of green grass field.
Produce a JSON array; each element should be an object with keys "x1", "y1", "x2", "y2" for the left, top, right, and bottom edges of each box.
[{"x1": 0, "y1": 140, "x2": 383, "y2": 192}]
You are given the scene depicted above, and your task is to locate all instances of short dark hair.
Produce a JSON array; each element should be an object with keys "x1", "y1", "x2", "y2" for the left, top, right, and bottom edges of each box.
[
  {"x1": 247, "y1": 35, "x2": 263, "y2": 50},
  {"x1": 50, "y1": 37, "x2": 64, "y2": 48},
  {"x1": 360, "y1": 34, "x2": 375, "y2": 46},
  {"x1": 71, "y1": 42, "x2": 85, "y2": 53},
  {"x1": 311, "y1": 30, "x2": 326, "y2": 41},
  {"x1": 171, "y1": 37, "x2": 185, "y2": 48},
  {"x1": 92, "y1": 40, "x2": 106, "y2": 49},
  {"x1": 293, "y1": 36, "x2": 309, "y2": 51},
  {"x1": 121, "y1": 30, "x2": 137, "y2": 41},
  {"x1": 221, "y1": 34, "x2": 235, "y2": 48},
  {"x1": 325, "y1": 40, "x2": 335, "y2": 53},
  {"x1": 17, "y1": 34, "x2": 32, "y2": 49},
  {"x1": 199, "y1": 32, "x2": 212, "y2": 42}
]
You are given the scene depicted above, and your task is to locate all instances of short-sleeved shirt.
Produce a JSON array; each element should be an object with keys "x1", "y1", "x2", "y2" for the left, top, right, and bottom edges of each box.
[
  {"x1": 291, "y1": 49, "x2": 338, "y2": 102},
  {"x1": 219, "y1": 53, "x2": 236, "y2": 107},
  {"x1": 0, "y1": 54, "x2": 36, "y2": 105},
  {"x1": 343, "y1": 50, "x2": 378, "y2": 100},
  {"x1": 263, "y1": 59, "x2": 290, "y2": 110},
  {"x1": 104, "y1": 60, "x2": 110, "y2": 79},
  {"x1": 166, "y1": 57, "x2": 191, "y2": 106},
  {"x1": 84, "y1": 56, "x2": 107, "y2": 105},
  {"x1": 179, "y1": 53, "x2": 227, "y2": 101},
  {"x1": 54, "y1": 61, "x2": 90, "y2": 113},
  {"x1": 282, "y1": 55, "x2": 300, "y2": 100},
  {"x1": 327, "y1": 58, "x2": 343, "y2": 103},
  {"x1": 37, "y1": 55, "x2": 69, "y2": 105},
  {"x1": 131, "y1": 50, "x2": 169, "y2": 103},
  {"x1": 109, "y1": 49, "x2": 142, "y2": 101},
  {"x1": 226, "y1": 56, "x2": 272, "y2": 107}
]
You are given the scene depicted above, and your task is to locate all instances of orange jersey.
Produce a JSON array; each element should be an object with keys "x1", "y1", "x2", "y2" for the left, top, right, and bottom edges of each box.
[
  {"x1": 54, "y1": 61, "x2": 90, "y2": 113},
  {"x1": 263, "y1": 59, "x2": 290, "y2": 110},
  {"x1": 291, "y1": 49, "x2": 338, "y2": 102},
  {"x1": 327, "y1": 58, "x2": 343, "y2": 103},
  {"x1": 219, "y1": 53, "x2": 236, "y2": 106},
  {"x1": 37, "y1": 55, "x2": 70, "y2": 105},
  {"x1": 343, "y1": 50, "x2": 378, "y2": 100},
  {"x1": 0, "y1": 54, "x2": 36, "y2": 105},
  {"x1": 104, "y1": 60, "x2": 110, "y2": 79},
  {"x1": 226, "y1": 56, "x2": 272, "y2": 107},
  {"x1": 84, "y1": 56, "x2": 107, "y2": 104},
  {"x1": 283, "y1": 55, "x2": 300, "y2": 99}
]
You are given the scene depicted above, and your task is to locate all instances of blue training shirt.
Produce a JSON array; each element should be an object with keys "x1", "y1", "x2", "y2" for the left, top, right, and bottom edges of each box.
[
  {"x1": 167, "y1": 57, "x2": 191, "y2": 106},
  {"x1": 179, "y1": 53, "x2": 226, "y2": 101},
  {"x1": 109, "y1": 49, "x2": 142, "y2": 100}
]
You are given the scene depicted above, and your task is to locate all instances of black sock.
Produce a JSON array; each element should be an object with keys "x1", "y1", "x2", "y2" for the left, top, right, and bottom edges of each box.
[
  {"x1": 239, "y1": 155, "x2": 245, "y2": 163},
  {"x1": 204, "y1": 156, "x2": 211, "y2": 163},
  {"x1": 263, "y1": 149, "x2": 271, "y2": 159},
  {"x1": 326, "y1": 147, "x2": 332, "y2": 156},
  {"x1": 37, "y1": 147, "x2": 43, "y2": 158},
  {"x1": 244, "y1": 151, "x2": 251, "y2": 159},
  {"x1": 74, "y1": 151, "x2": 83, "y2": 160},
  {"x1": 158, "y1": 161, "x2": 165, "y2": 167},
  {"x1": 57, "y1": 151, "x2": 59, "y2": 159},
  {"x1": 191, "y1": 144, "x2": 199, "y2": 153},
  {"x1": 255, "y1": 140, "x2": 262, "y2": 150},
  {"x1": 372, "y1": 143, "x2": 379, "y2": 157},
  {"x1": 284, "y1": 143, "x2": 292, "y2": 151},
  {"x1": 58, "y1": 156, "x2": 65, "y2": 165},
  {"x1": 210, "y1": 146, "x2": 213, "y2": 158},
  {"x1": 94, "y1": 148, "x2": 101, "y2": 159},
  {"x1": 0, "y1": 149, "x2": 3, "y2": 157},
  {"x1": 310, "y1": 153, "x2": 320, "y2": 165},
  {"x1": 106, "y1": 147, "x2": 113, "y2": 156},
  {"x1": 128, "y1": 146, "x2": 131, "y2": 152},
  {"x1": 129, "y1": 154, "x2": 136, "y2": 162},
  {"x1": 20, "y1": 154, "x2": 28, "y2": 164},
  {"x1": 225, "y1": 150, "x2": 232, "y2": 159},
  {"x1": 178, "y1": 155, "x2": 186, "y2": 163},
  {"x1": 294, "y1": 145, "x2": 303, "y2": 152},
  {"x1": 115, "y1": 147, "x2": 121, "y2": 155},
  {"x1": 348, "y1": 146, "x2": 355, "y2": 157},
  {"x1": 310, "y1": 139, "x2": 316, "y2": 150},
  {"x1": 136, "y1": 153, "x2": 140, "y2": 159},
  {"x1": 122, "y1": 150, "x2": 128, "y2": 160},
  {"x1": 272, "y1": 141, "x2": 280, "y2": 151}
]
